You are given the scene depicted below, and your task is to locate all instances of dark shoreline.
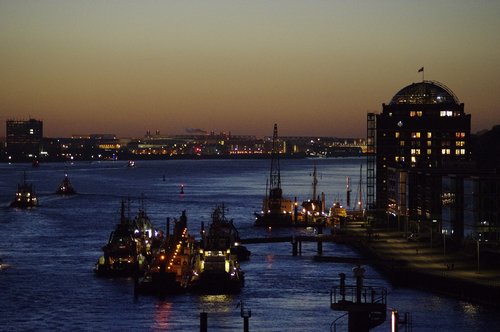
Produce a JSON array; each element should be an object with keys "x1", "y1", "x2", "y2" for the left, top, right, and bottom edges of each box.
[{"x1": 343, "y1": 226, "x2": 500, "y2": 307}]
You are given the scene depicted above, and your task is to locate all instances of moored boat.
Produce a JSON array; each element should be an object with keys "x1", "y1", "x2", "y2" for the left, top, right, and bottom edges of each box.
[
  {"x1": 136, "y1": 211, "x2": 196, "y2": 295},
  {"x1": 10, "y1": 172, "x2": 38, "y2": 208},
  {"x1": 191, "y1": 205, "x2": 245, "y2": 294},
  {"x1": 56, "y1": 173, "x2": 76, "y2": 195},
  {"x1": 95, "y1": 201, "x2": 144, "y2": 277},
  {"x1": 255, "y1": 124, "x2": 294, "y2": 227},
  {"x1": 298, "y1": 164, "x2": 327, "y2": 226}
]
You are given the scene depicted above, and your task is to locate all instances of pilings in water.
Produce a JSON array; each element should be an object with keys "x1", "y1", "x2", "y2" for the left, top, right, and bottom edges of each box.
[
  {"x1": 200, "y1": 312, "x2": 208, "y2": 332},
  {"x1": 317, "y1": 225, "x2": 323, "y2": 255},
  {"x1": 291, "y1": 225, "x2": 324, "y2": 256},
  {"x1": 291, "y1": 236, "x2": 302, "y2": 256},
  {"x1": 200, "y1": 304, "x2": 252, "y2": 332}
]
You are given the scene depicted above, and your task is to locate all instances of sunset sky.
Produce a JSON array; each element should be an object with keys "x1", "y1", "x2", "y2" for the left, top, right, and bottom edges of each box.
[{"x1": 1, "y1": 1, "x2": 499, "y2": 138}]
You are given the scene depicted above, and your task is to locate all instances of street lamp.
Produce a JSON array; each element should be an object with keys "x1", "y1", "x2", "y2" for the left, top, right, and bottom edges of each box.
[
  {"x1": 477, "y1": 238, "x2": 480, "y2": 273},
  {"x1": 442, "y1": 230, "x2": 446, "y2": 256}
]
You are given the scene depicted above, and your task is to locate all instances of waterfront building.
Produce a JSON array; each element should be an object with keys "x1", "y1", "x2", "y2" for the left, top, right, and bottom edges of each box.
[
  {"x1": 369, "y1": 80, "x2": 472, "y2": 236},
  {"x1": 442, "y1": 171, "x2": 500, "y2": 244},
  {"x1": 6, "y1": 118, "x2": 43, "y2": 160}
]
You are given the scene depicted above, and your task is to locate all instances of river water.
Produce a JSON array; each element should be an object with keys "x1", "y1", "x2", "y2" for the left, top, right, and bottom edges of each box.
[{"x1": 0, "y1": 158, "x2": 498, "y2": 331}]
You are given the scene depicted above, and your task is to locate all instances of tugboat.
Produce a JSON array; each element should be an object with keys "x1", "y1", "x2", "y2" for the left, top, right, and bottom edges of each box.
[
  {"x1": 56, "y1": 173, "x2": 76, "y2": 195},
  {"x1": 191, "y1": 205, "x2": 245, "y2": 294},
  {"x1": 136, "y1": 211, "x2": 196, "y2": 295},
  {"x1": 255, "y1": 124, "x2": 294, "y2": 227},
  {"x1": 95, "y1": 201, "x2": 144, "y2": 277},
  {"x1": 10, "y1": 172, "x2": 38, "y2": 208}
]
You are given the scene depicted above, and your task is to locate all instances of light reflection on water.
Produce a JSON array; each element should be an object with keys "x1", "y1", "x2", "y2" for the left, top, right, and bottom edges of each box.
[{"x1": 0, "y1": 159, "x2": 499, "y2": 331}]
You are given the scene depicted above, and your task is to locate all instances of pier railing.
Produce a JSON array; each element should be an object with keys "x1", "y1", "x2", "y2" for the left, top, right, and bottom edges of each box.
[{"x1": 330, "y1": 285, "x2": 387, "y2": 307}]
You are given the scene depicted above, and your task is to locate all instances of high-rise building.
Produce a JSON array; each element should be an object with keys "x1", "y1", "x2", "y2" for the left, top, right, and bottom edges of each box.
[
  {"x1": 6, "y1": 118, "x2": 43, "y2": 159},
  {"x1": 370, "y1": 80, "x2": 471, "y2": 211}
]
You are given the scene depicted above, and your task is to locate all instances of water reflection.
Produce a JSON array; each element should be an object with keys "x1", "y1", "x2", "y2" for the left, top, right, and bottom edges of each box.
[
  {"x1": 266, "y1": 254, "x2": 274, "y2": 269},
  {"x1": 153, "y1": 301, "x2": 172, "y2": 330},
  {"x1": 460, "y1": 301, "x2": 479, "y2": 315}
]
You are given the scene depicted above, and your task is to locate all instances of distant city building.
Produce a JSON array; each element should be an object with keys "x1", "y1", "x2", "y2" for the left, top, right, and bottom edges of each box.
[{"x1": 6, "y1": 118, "x2": 43, "y2": 160}]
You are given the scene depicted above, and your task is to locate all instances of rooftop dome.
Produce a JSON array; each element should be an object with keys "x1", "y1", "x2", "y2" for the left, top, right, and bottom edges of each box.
[{"x1": 389, "y1": 80, "x2": 460, "y2": 105}]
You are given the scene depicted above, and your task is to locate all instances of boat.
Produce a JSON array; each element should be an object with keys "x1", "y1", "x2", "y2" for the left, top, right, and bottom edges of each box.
[
  {"x1": 136, "y1": 211, "x2": 196, "y2": 295},
  {"x1": 10, "y1": 172, "x2": 38, "y2": 208},
  {"x1": 131, "y1": 199, "x2": 162, "y2": 259},
  {"x1": 299, "y1": 164, "x2": 327, "y2": 226},
  {"x1": 127, "y1": 160, "x2": 135, "y2": 168},
  {"x1": 56, "y1": 173, "x2": 76, "y2": 195},
  {"x1": 255, "y1": 124, "x2": 294, "y2": 227},
  {"x1": 191, "y1": 205, "x2": 245, "y2": 294},
  {"x1": 95, "y1": 201, "x2": 145, "y2": 277},
  {"x1": 328, "y1": 201, "x2": 347, "y2": 226}
]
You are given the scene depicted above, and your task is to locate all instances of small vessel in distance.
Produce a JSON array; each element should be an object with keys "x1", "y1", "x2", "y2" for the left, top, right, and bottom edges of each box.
[
  {"x1": 191, "y1": 205, "x2": 245, "y2": 294},
  {"x1": 10, "y1": 172, "x2": 38, "y2": 208},
  {"x1": 56, "y1": 173, "x2": 76, "y2": 195}
]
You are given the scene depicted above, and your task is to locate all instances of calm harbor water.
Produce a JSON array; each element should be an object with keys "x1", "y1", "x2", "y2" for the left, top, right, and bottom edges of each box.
[{"x1": 0, "y1": 158, "x2": 498, "y2": 331}]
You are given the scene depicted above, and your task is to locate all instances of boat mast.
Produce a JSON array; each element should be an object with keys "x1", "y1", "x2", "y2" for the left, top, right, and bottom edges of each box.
[
  {"x1": 269, "y1": 123, "x2": 281, "y2": 192},
  {"x1": 312, "y1": 163, "x2": 318, "y2": 200},
  {"x1": 358, "y1": 165, "x2": 363, "y2": 211},
  {"x1": 346, "y1": 177, "x2": 351, "y2": 208}
]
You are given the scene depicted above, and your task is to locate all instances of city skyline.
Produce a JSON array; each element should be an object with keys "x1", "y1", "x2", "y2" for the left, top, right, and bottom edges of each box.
[{"x1": 1, "y1": 1, "x2": 500, "y2": 138}]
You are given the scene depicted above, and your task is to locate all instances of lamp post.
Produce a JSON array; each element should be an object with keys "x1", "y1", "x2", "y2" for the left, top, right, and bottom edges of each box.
[
  {"x1": 443, "y1": 232, "x2": 446, "y2": 256},
  {"x1": 476, "y1": 239, "x2": 480, "y2": 273}
]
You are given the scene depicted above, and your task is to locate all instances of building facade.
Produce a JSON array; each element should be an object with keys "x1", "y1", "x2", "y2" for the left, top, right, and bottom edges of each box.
[
  {"x1": 6, "y1": 118, "x2": 43, "y2": 159},
  {"x1": 373, "y1": 81, "x2": 471, "y2": 212}
]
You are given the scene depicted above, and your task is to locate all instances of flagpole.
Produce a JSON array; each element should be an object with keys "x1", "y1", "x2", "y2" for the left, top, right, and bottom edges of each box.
[{"x1": 418, "y1": 67, "x2": 425, "y2": 82}]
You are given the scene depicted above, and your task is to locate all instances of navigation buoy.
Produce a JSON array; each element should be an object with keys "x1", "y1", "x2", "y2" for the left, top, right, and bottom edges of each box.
[{"x1": 180, "y1": 184, "x2": 184, "y2": 194}]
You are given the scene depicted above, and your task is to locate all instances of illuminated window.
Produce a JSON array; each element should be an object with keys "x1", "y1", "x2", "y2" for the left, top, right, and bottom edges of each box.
[
  {"x1": 455, "y1": 132, "x2": 465, "y2": 138},
  {"x1": 440, "y1": 110, "x2": 453, "y2": 117},
  {"x1": 427, "y1": 140, "x2": 432, "y2": 146},
  {"x1": 395, "y1": 132, "x2": 400, "y2": 138},
  {"x1": 455, "y1": 149, "x2": 466, "y2": 155},
  {"x1": 411, "y1": 149, "x2": 420, "y2": 155},
  {"x1": 427, "y1": 132, "x2": 432, "y2": 138},
  {"x1": 30, "y1": 129, "x2": 34, "y2": 134},
  {"x1": 441, "y1": 149, "x2": 451, "y2": 155},
  {"x1": 400, "y1": 141, "x2": 405, "y2": 147},
  {"x1": 427, "y1": 149, "x2": 432, "y2": 155},
  {"x1": 395, "y1": 156, "x2": 400, "y2": 162},
  {"x1": 411, "y1": 132, "x2": 421, "y2": 138},
  {"x1": 411, "y1": 156, "x2": 417, "y2": 163},
  {"x1": 456, "y1": 141, "x2": 465, "y2": 147}
]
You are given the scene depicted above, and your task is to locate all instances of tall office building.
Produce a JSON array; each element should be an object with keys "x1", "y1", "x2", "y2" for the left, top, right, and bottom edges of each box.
[
  {"x1": 370, "y1": 80, "x2": 471, "y2": 211},
  {"x1": 6, "y1": 118, "x2": 44, "y2": 158}
]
